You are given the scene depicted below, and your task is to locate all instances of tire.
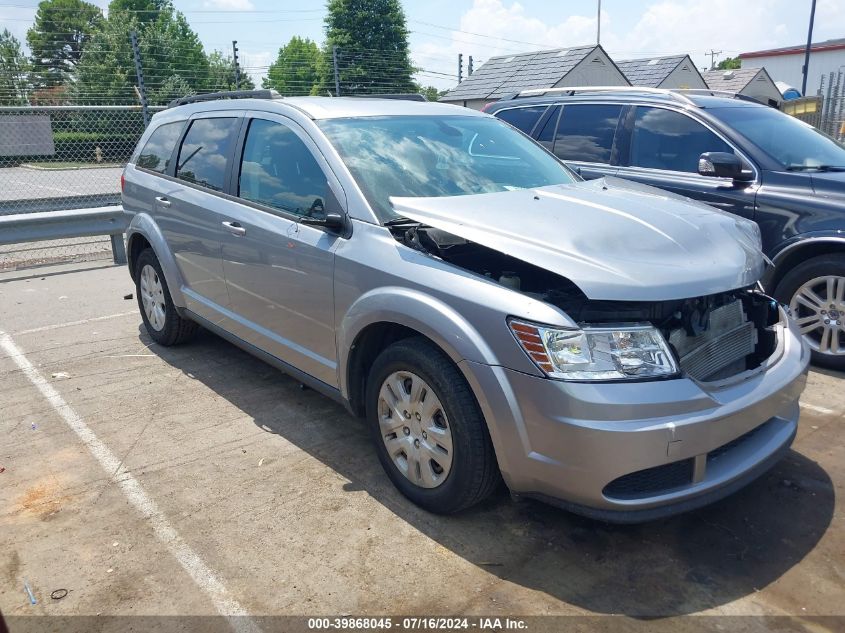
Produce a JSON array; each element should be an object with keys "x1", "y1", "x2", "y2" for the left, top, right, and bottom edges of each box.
[
  {"x1": 365, "y1": 336, "x2": 501, "y2": 513},
  {"x1": 134, "y1": 248, "x2": 198, "y2": 346},
  {"x1": 774, "y1": 253, "x2": 845, "y2": 371}
]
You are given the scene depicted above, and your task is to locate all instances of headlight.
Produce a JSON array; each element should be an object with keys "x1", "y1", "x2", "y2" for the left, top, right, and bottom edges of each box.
[{"x1": 509, "y1": 320, "x2": 679, "y2": 381}]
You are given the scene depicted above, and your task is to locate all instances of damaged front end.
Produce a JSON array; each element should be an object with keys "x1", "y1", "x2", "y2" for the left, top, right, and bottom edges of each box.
[{"x1": 396, "y1": 223, "x2": 781, "y2": 383}]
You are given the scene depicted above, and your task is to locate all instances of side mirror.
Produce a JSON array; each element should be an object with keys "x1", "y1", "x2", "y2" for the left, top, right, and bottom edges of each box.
[
  {"x1": 698, "y1": 152, "x2": 752, "y2": 181},
  {"x1": 301, "y1": 211, "x2": 345, "y2": 232}
]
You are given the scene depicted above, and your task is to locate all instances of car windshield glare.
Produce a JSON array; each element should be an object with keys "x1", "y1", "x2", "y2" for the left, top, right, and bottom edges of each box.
[
  {"x1": 318, "y1": 115, "x2": 577, "y2": 221},
  {"x1": 709, "y1": 105, "x2": 845, "y2": 170}
]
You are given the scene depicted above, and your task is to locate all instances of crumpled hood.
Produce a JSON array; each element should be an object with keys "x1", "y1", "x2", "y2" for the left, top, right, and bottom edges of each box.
[{"x1": 390, "y1": 177, "x2": 765, "y2": 301}]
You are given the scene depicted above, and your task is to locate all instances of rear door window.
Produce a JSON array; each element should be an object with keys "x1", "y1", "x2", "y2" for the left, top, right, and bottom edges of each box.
[
  {"x1": 175, "y1": 117, "x2": 238, "y2": 191},
  {"x1": 554, "y1": 104, "x2": 622, "y2": 164},
  {"x1": 629, "y1": 107, "x2": 734, "y2": 173},
  {"x1": 136, "y1": 121, "x2": 184, "y2": 173},
  {"x1": 495, "y1": 106, "x2": 547, "y2": 135},
  {"x1": 238, "y1": 118, "x2": 328, "y2": 218}
]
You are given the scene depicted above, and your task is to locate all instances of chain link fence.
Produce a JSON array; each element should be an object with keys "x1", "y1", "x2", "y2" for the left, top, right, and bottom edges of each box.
[
  {"x1": 0, "y1": 105, "x2": 164, "y2": 270},
  {"x1": 817, "y1": 69, "x2": 844, "y2": 142}
]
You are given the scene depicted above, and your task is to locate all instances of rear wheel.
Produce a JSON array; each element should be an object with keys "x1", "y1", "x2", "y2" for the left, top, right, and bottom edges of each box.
[
  {"x1": 365, "y1": 337, "x2": 500, "y2": 513},
  {"x1": 775, "y1": 254, "x2": 845, "y2": 370},
  {"x1": 134, "y1": 248, "x2": 198, "y2": 346}
]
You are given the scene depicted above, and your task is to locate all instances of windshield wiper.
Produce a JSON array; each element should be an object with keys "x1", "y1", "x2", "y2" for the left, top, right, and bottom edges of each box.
[
  {"x1": 785, "y1": 164, "x2": 845, "y2": 172},
  {"x1": 383, "y1": 216, "x2": 420, "y2": 226}
]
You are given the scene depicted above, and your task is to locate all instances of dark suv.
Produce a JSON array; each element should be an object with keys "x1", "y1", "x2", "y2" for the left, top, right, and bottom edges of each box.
[{"x1": 486, "y1": 88, "x2": 845, "y2": 369}]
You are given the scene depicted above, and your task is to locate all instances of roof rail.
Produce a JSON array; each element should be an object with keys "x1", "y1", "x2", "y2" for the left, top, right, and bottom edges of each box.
[
  {"x1": 167, "y1": 89, "x2": 281, "y2": 108},
  {"x1": 672, "y1": 88, "x2": 774, "y2": 105},
  {"x1": 509, "y1": 86, "x2": 697, "y2": 105},
  {"x1": 345, "y1": 93, "x2": 428, "y2": 101}
]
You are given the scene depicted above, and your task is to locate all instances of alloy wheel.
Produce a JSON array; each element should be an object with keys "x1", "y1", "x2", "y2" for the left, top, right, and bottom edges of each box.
[{"x1": 789, "y1": 275, "x2": 845, "y2": 356}]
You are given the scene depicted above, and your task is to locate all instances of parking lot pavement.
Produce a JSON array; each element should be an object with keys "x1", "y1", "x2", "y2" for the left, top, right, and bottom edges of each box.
[{"x1": 1, "y1": 262, "x2": 843, "y2": 628}]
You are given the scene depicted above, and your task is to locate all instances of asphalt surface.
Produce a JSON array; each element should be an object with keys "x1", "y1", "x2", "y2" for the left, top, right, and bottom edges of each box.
[
  {"x1": 0, "y1": 262, "x2": 843, "y2": 632},
  {"x1": 0, "y1": 166, "x2": 122, "y2": 203}
]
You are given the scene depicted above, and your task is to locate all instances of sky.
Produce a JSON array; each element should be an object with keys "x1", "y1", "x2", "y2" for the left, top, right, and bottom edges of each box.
[{"x1": 1, "y1": 0, "x2": 843, "y2": 90}]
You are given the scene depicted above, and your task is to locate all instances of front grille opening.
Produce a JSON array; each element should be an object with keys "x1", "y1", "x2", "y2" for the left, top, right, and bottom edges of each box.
[
  {"x1": 707, "y1": 421, "x2": 768, "y2": 465},
  {"x1": 667, "y1": 292, "x2": 780, "y2": 382},
  {"x1": 603, "y1": 458, "x2": 694, "y2": 500}
]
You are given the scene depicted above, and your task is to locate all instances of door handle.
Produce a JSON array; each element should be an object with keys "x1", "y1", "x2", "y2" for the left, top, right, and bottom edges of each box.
[
  {"x1": 155, "y1": 196, "x2": 171, "y2": 208},
  {"x1": 222, "y1": 220, "x2": 246, "y2": 237}
]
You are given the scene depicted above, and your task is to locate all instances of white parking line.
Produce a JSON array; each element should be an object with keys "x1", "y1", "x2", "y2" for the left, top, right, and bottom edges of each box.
[
  {"x1": 0, "y1": 330, "x2": 261, "y2": 633},
  {"x1": 15, "y1": 311, "x2": 137, "y2": 335},
  {"x1": 800, "y1": 402, "x2": 836, "y2": 416}
]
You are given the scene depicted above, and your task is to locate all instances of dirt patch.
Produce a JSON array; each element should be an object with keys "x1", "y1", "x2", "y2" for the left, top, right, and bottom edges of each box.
[{"x1": 13, "y1": 479, "x2": 68, "y2": 522}]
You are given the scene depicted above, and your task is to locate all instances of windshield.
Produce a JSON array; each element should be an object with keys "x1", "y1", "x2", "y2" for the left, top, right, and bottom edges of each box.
[
  {"x1": 708, "y1": 105, "x2": 845, "y2": 170},
  {"x1": 318, "y1": 115, "x2": 577, "y2": 221}
]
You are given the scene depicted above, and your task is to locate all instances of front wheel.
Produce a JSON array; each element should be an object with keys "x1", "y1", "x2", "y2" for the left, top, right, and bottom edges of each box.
[
  {"x1": 365, "y1": 337, "x2": 501, "y2": 513},
  {"x1": 775, "y1": 254, "x2": 845, "y2": 371}
]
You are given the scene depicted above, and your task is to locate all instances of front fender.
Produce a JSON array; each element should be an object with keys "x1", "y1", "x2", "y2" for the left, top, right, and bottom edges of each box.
[
  {"x1": 337, "y1": 286, "x2": 500, "y2": 399},
  {"x1": 126, "y1": 212, "x2": 186, "y2": 308}
]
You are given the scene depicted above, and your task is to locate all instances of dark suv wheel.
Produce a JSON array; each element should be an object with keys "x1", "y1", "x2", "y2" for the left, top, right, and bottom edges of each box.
[
  {"x1": 365, "y1": 337, "x2": 501, "y2": 513},
  {"x1": 775, "y1": 254, "x2": 845, "y2": 371}
]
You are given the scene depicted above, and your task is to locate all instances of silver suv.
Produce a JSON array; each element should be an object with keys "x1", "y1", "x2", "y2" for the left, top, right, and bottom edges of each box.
[{"x1": 123, "y1": 91, "x2": 809, "y2": 521}]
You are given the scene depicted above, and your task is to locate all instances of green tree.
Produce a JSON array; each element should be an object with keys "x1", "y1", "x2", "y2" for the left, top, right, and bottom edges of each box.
[
  {"x1": 417, "y1": 85, "x2": 444, "y2": 102},
  {"x1": 263, "y1": 37, "x2": 319, "y2": 96},
  {"x1": 0, "y1": 29, "x2": 29, "y2": 105},
  {"x1": 108, "y1": 0, "x2": 170, "y2": 26},
  {"x1": 208, "y1": 50, "x2": 255, "y2": 91},
  {"x1": 716, "y1": 56, "x2": 741, "y2": 70},
  {"x1": 73, "y1": 0, "x2": 210, "y2": 105},
  {"x1": 26, "y1": 0, "x2": 103, "y2": 87},
  {"x1": 315, "y1": 0, "x2": 415, "y2": 95}
]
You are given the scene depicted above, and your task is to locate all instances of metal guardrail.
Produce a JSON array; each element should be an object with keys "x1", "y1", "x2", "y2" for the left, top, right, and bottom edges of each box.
[{"x1": 0, "y1": 205, "x2": 127, "y2": 265}]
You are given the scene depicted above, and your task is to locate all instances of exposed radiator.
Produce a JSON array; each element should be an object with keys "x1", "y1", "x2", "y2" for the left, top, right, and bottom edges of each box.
[{"x1": 669, "y1": 300, "x2": 758, "y2": 381}]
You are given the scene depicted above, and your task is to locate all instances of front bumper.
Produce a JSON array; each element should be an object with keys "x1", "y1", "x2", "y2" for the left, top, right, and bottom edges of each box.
[{"x1": 461, "y1": 307, "x2": 810, "y2": 522}]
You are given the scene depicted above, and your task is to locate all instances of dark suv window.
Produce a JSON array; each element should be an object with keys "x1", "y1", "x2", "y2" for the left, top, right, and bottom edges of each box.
[
  {"x1": 175, "y1": 117, "x2": 237, "y2": 191},
  {"x1": 238, "y1": 118, "x2": 327, "y2": 218},
  {"x1": 629, "y1": 107, "x2": 734, "y2": 173},
  {"x1": 137, "y1": 121, "x2": 183, "y2": 173},
  {"x1": 554, "y1": 104, "x2": 622, "y2": 164},
  {"x1": 496, "y1": 106, "x2": 547, "y2": 134}
]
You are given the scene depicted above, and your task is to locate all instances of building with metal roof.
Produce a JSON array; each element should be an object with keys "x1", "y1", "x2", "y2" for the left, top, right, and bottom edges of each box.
[
  {"x1": 439, "y1": 45, "x2": 629, "y2": 110},
  {"x1": 701, "y1": 67, "x2": 782, "y2": 105},
  {"x1": 616, "y1": 55, "x2": 706, "y2": 89},
  {"x1": 740, "y1": 37, "x2": 845, "y2": 96}
]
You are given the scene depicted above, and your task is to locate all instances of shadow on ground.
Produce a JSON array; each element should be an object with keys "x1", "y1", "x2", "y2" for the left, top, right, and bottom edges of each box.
[{"x1": 150, "y1": 328, "x2": 835, "y2": 618}]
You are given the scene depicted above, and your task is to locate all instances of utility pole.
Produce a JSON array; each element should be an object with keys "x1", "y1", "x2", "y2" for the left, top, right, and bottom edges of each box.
[
  {"x1": 707, "y1": 49, "x2": 723, "y2": 70},
  {"x1": 332, "y1": 45, "x2": 341, "y2": 96},
  {"x1": 801, "y1": 0, "x2": 817, "y2": 95},
  {"x1": 596, "y1": 0, "x2": 601, "y2": 45},
  {"x1": 130, "y1": 30, "x2": 149, "y2": 128},
  {"x1": 232, "y1": 40, "x2": 240, "y2": 89},
  {"x1": 468, "y1": 55, "x2": 474, "y2": 76},
  {"x1": 458, "y1": 53, "x2": 463, "y2": 83}
]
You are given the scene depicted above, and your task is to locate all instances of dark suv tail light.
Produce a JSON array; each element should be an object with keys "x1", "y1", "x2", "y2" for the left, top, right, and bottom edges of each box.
[{"x1": 120, "y1": 173, "x2": 125, "y2": 192}]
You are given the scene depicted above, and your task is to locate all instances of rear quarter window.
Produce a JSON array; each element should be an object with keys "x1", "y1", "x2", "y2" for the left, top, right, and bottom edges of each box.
[
  {"x1": 136, "y1": 121, "x2": 184, "y2": 173},
  {"x1": 495, "y1": 106, "x2": 547, "y2": 134}
]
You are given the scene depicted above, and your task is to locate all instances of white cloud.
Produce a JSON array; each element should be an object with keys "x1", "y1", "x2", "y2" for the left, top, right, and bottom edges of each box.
[
  {"x1": 411, "y1": 0, "x2": 845, "y2": 91},
  {"x1": 203, "y1": 0, "x2": 256, "y2": 11}
]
